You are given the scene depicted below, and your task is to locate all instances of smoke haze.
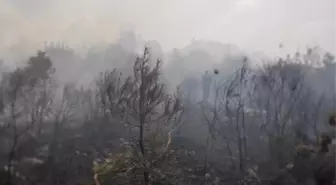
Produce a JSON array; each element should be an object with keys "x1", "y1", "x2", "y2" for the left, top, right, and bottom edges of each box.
[{"x1": 0, "y1": 0, "x2": 335, "y2": 59}]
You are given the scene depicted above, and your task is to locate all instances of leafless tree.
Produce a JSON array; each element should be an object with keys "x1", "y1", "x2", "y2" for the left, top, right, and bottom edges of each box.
[
  {"x1": 200, "y1": 70, "x2": 226, "y2": 184},
  {"x1": 249, "y1": 56, "x2": 312, "y2": 167},
  {"x1": 223, "y1": 58, "x2": 250, "y2": 174}
]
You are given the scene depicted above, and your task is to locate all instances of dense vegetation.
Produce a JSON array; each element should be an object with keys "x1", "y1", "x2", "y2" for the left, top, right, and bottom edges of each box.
[{"x1": 0, "y1": 39, "x2": 335, "y2": 185}]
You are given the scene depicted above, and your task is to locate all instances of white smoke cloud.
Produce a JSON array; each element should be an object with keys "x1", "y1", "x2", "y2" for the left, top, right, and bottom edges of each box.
[{"x1": 0, "y1": 0, "x2": 334, "y2": 60}]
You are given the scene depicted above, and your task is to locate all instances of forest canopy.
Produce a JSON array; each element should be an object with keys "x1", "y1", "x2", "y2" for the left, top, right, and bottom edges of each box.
[{"x1": 0, "y1": 38, "x2": 335, "y2": 185}]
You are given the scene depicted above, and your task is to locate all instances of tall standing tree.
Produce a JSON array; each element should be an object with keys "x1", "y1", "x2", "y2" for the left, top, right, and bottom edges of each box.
[{"x1": 125, "y1": 48, "x2": 182, "y2": 184}]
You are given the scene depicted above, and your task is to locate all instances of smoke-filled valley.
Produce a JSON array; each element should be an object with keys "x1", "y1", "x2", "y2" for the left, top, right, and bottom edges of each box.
[{"x1": 0, "y1": 0, "x2": 335, "y2": 185}]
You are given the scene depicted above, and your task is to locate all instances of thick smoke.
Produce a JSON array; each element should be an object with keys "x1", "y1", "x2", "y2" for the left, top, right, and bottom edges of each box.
[{"x1": 0, "y1": 0, "x2": 334, "y2": 61}]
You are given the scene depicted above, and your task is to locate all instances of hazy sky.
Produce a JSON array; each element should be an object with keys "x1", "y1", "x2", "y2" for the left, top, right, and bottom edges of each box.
[{"x1": 0, "y1": 0, "x2": 335, "y2": 56}]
